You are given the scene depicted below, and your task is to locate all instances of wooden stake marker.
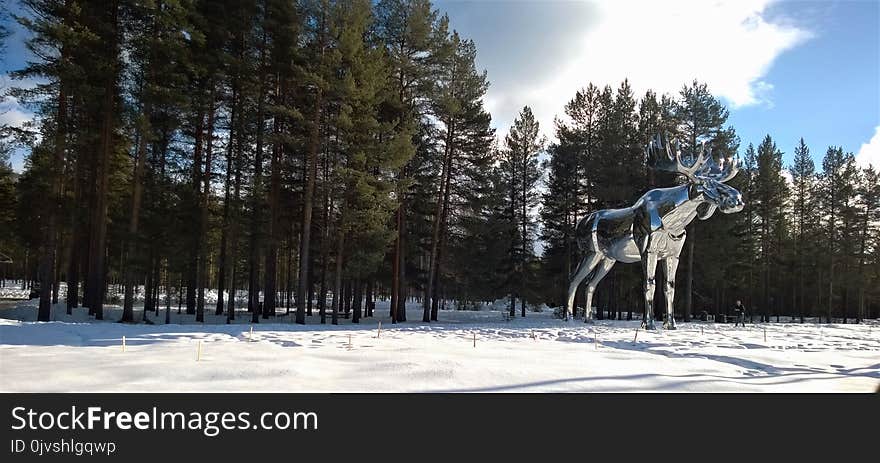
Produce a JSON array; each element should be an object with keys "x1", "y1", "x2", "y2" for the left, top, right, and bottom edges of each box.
[
  {"x1": 122, "y1": 336, "x2": 126, "y2": 352},
  {"x1": 377, "y1": 322, "x2": 382, "y2": 339},
  {"x1": 249, "y1": 326, "x2": 254, "y2": 341},
  {"x1": 473, "y1": 332, "x2": 476, "y2": 348},
  {"x1": 764, "y1": 327, "x2": 767, "y2": 343},
  {"x1": 633, "y1": 328, "x2": 639, "y2": 343},
  {"x1": 197, "y1": 340, "x2": 202, "y2": 362},
  {"x1": 700, "y1": 326, "x2": 703, "y2": 336},
  {"x1": 348, "y1": 334, "x2": 352, "y2": 349}
]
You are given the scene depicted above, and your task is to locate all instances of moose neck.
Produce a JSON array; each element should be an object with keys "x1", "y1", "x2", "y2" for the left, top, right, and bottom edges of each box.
[{"x1": 660, "y1": 184, "x2": 711, "y2": 232}]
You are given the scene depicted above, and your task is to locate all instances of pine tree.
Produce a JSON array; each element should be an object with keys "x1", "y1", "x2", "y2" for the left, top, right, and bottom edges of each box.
[
  {"x1": 545, "y1": 84, "x2": 602, "y2": 318},
  {"x1": 539, "y1": 133, "x2": 578, "y2": 312},
  {"x1": 295, "y1": 0, "x2": 333, "y2": 325},
  {"x1": 262, "y1": 0, "x2": 300, "y2": 320},
  {"x1": 673, "y1": 80, "x2": 729, "y2": 321},
  {"x1": 790, "y1": 138, "x2": 816, "y2": 321},
  {"x1": 425, "y1": 28, "x2": 493, "y2": 321},
  {"x1": 499, "y1": 106, "x2": 543, "y2": 317},
  {"x1": 856, "y1": 166, "x2": 880, "y2": 322},
  {"x1": 327, "y1": 0, "x2": 400, "y2": 324},
  {"x1": 376, "y1": 0, "x2": 437, "y2": 324},
  {"x1": 752, "y1": 135, "x2": 789, "y2": 321},
  {"x1": 120, "y1": 0, "x2": 190, "y2": 322},
  {"x1": 820, "y1": 146, "x2": 858, "y2": 322}
]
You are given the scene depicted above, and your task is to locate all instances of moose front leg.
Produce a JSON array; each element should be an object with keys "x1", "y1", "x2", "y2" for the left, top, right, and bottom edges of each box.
[
  {"x1": 641, "y1": 252, "x2": 658, "y2": 330},
  {"x1": 663, "y1": 256, "x2": 680, "y2": 330}
]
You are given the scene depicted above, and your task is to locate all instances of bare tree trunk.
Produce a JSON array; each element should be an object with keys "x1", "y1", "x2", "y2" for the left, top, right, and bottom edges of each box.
[
  {"x1": 425, "y1": 124, "x2": 453, "y2": 322},
  {"x1": 318, "y1": 153, "x2": 330, "y2": 324},
  {"x1": 431, "y1": 137, "x2": 454, "y2": 322},
  {"x1": 331, "y1": 210, "x2": 344, "y2": 326},
  {"x1": 196, "y1": 87, "x2": 216, "y2": 323},
  {"x1": 297, "y1": 20, "x2": 326, "y2": 325},
  {"x1": 216, "y1": 84, "x2": 237, "y2": 316},
  {"x1": 122, "y1": 96, "x2": 150, "y2": 322},
  {"x1": 366, "y1": 280, "x2": 374, "y2": 317},
  {"x1": 38, "y1": 63, "x2": 69, "y2": 321},
  {"x1": 390, "y1": 206, "x2": 400, "y2": 323},
  {"x1": 86, "y1": 3, "x2": 119, "y2": 320},
  {"x1": 264, "y1": 78, "x2": 283, "y2": 320},
  {"x1": 249, "y1": 32, "x2": 268, "y2": 324}
]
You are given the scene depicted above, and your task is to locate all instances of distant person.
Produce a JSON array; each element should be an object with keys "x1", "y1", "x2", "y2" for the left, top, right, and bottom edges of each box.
[{"x1": 733, "y1": 300, "x2": 746, "y2": 327}]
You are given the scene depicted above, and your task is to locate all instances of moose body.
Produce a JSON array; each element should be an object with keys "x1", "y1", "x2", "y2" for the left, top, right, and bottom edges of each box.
[{"x1": 566, "y1": 136, "x2": 744, "y2": 329}]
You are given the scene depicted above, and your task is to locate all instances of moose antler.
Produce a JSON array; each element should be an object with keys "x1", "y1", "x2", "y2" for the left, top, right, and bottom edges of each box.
[
  {"x1": 646, "y1": 133, "x2": 708, "y2": 183},
  {"x1": 695, "y1": 151, "x2": 740, "y2": 183}
]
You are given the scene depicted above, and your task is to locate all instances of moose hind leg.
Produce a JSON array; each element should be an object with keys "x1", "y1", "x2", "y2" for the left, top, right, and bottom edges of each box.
[
  {"x1": 641, "y1": 252, "x2": 658, "y2": 330},
  {"x1": 584, "y1": 258, "x2": 615, "y2": 323},
  {"x1": 566, "y1": 252, "x2": 602, "y2": 320},
  {"x1": 663, "y1": 256, "x2": 680, "y2": 330}
]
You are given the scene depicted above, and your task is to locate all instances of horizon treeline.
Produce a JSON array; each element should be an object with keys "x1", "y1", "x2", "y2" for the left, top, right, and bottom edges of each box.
[{"x1": 0, "y1": 0, "x2": 877, "y2": 325}]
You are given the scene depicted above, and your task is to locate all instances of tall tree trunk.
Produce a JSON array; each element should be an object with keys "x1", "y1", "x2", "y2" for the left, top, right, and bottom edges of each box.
[
  {"x1": 297, "y1": 85, "x2": 323, "y2": 325},
  {"x1": 121, "y1": 100, "x2": 150, "y2": 322},
  {"x1": 38, "y1": 65, "x2": 69, "y2": 322},
  {"x1": 352, "y1": 279, "x2": 361, "y2": 323},
  {"x1": 397, "y1": 208, "x2": 407, "y2": 322},
  {"x1": 186, "y1": 94, "x2": 205, "y2": 317},
  {"x1": 318, "y1": 152, "x2": 330, "y2": 324},
  {"x1": 249, "y1": 33, "x2": 269, "y2": 324},
  {"x1": 152, "y1": 255, "x2": 160, "y2": 315},
  {"x1": 196, "y1": 87, "x2": 216, "y2": 323},
  {"x1": 65, "y1": 214, "x2": 80, "y2": 313},
  {"x1": 521, "y1": 152, "x2": 528, "y2": 318},
  {"x1": 52, "y1": 228, "x2": 61, "y2": 305},
  {"x1": 226, "y1": 116, "x2": 243, "y2": 323},
  {"x1": 216, "y1": 84, "x2": 237, "y2": 316},
  {"x1": 857, "y1": 211, "x2": 868, "y2": 323},
  {"x1": 286, "y1": 236, "x2": 293, "y2": 315},
  {"x1": 366, "y1": 279, "x2": 374, "y2": 317},
  {"x1": 264, "y1": 78, "x2": 283, "y2": 320},
  {"x1": 331, "y1": 210, "x2": 344, "y2": 326},
  {"x1": 430, "y1": 131, "x2": 454, "y2": 322},
  {"x1": 426, "y1": 122, "x2": 454, "y2": 322},
  {"x1": 86, "y1": 3, "x2": 119, "y2": 320},
  {"x1": 344, "y1": 279, "x2": 352, "y2": 318},
  {"x1": 297, "y1": 17, "x2": 327, "y2": 325},
  {"x1": 390, "y1": 206, "x2": 400, "y2": 323}
]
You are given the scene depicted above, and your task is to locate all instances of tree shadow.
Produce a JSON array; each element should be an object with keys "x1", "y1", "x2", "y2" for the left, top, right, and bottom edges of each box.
[
  {"x1": 426, "y1": 371, "x2": 874, "y2": 392},
  {"x1": 599, "y1": 340, "x2": 880, "y2": 380}
]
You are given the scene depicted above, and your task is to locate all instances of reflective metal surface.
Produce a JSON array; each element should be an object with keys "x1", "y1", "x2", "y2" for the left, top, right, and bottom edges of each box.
[{"x1": 566, "y1": 134, "x2": 744, "y2": 329}]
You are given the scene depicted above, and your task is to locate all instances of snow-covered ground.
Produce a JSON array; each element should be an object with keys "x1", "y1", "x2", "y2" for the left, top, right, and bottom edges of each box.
[
  {"x1": 0, "y1": 299, "x2": 877, "y2": 392},
  {"x1": 0, "y1": 283, "x2": 31, "y2": 300}
]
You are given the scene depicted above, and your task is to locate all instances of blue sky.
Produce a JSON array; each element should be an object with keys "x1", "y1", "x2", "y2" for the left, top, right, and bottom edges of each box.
[
  {"x1": 2, "y1": 0, "x2": 879, "y2": 172},
  {"x1": 434, "y1": 0, "x2": 879, "y2": 169}
]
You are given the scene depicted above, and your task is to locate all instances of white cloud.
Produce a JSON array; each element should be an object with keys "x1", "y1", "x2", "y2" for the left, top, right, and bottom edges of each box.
[
  {"x1": 0, "y1": 74, "x2": 40, "y2": 129},
  {"x1": 487, "y1": 0, "x2": 811, "y2": 140},
  {"x1": 0, "y1": 96, "x2": 33, "y2": 128},
  {"x1": 856, "y1": 126, "x2": 880, "y2": 169}
]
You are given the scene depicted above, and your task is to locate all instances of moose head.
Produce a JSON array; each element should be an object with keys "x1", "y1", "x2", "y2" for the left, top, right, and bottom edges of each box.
[{"x1": 646, "y1": 133, "x2": 744, "y2": 219}]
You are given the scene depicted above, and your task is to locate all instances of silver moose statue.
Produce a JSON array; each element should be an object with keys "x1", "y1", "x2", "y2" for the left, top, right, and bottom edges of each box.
[{"x1": 566, "y1": 134, "x2": 744, "y2": 329}]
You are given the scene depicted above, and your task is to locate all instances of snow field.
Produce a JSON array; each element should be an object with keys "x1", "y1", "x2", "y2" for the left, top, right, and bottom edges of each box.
[{"x1": 0, "y1": 299, "x2": 877, "y2": 392}]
